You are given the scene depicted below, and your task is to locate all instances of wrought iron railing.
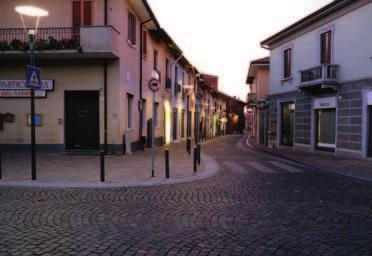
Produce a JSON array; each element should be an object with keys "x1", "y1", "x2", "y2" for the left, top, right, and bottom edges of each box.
[
  {"x1": 0, "y1": 27, "x2": 79, "y2": 51},
  {"x1": 300, "y1": 64, "x2": 339, "y2": 84}
]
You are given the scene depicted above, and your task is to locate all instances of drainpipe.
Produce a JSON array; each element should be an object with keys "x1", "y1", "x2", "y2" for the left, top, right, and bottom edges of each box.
[
  {"x1": 103, "y1": 0, "x2": 108, "y2": 154},
  {"x1": 139, "y1": 19, "x2": 153, "y2": 150}
]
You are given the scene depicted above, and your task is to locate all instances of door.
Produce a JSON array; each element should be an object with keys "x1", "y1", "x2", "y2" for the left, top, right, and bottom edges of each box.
[
  {"x1": 259, "y1": 110, "x2": 265, "y2": 145},
  {"x1": 172, "y1": 108, "x2": 178, "y2": 140},
  {"x1": 65, "y1": 91, "x2": 99, "y2": 150},
  {"x1": 181, "y1": 110, "x2": 185, "y2": 138},
  {"x1": 281, "y1": 102, "x2": 295, "y2": 146},
  {"x1": 368, "y1": 107, "x2": 372, "y2": 157},
  {"x1": 316, "y1": 108, "x2": 336, "y2": 151}
]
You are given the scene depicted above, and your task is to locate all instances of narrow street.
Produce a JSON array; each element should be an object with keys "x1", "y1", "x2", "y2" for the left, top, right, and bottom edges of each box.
[{"x1": 0, "y1": 135, "x2": 371, "y2": 256}]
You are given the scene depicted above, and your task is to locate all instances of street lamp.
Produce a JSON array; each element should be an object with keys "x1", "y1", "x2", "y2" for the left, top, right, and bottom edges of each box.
[{"x1": 15, "y1": 5, "x2": 48, "y2": 181}]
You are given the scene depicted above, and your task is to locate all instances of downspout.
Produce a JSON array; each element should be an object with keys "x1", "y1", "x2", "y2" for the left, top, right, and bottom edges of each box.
[
  {"x1": 103, "y1": 0, "x2": 108, "y2": 154},
  {"x1": 139, "y1": 18, "x2": 153, "y2": 150}
]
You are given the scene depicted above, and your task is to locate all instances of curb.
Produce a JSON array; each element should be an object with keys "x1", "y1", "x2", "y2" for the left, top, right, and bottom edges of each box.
[
  {"x1": 0, "y1": 153, "x2": 218, "y2": 189},
  {"x1": 245, "y1": 135, "x2": 372, "y2": 183}
]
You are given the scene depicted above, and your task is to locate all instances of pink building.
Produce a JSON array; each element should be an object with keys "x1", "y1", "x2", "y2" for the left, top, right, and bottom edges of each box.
[{"x1": 0, "y1": 0, "x2": 198, "y2": 154}]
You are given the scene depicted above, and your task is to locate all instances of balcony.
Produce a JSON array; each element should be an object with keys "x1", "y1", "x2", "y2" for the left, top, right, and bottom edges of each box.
[
  {"x1": 247, "y1": 92, "x2": 258, "y2": 106},
  {"x1": 0, "y1": 26, "x2": 120, "y2": 60},
  {"x1": 299, "y1": 64, "x2": 339, "y2": 91}
]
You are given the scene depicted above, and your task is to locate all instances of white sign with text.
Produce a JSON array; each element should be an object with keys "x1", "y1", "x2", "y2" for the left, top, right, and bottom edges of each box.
[{"x1": 314, "y1": 96, "x2": 337, "y2": 109}]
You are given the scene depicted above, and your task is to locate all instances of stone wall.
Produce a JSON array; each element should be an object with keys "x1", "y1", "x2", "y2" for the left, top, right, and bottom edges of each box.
[{"x1": 337, "y1": 78, "x2": 372, "y2": 151}]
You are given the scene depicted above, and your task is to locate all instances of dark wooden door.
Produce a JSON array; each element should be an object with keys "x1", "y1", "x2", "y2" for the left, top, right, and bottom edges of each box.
[
  {"x1": 172, "y1": 109, "x2": 178, "y2": 140},
  {"x1": 368, "y1": 106, "x2": 372, "y2": 157},
  {"x1": 65, "y1": 91, "x2": 99, "y2": 150}
]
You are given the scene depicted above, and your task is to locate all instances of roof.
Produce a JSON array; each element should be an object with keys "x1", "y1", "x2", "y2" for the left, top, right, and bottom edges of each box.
[
  {"x1": 128, "y1": 0, "x2": 160, "y2": 30},
  {"x1": 246, "y1": 56, "x2": 270, "y2": 84},
  {"x1": 261, "y1": 0, "x2": 358, "y2": 48}
]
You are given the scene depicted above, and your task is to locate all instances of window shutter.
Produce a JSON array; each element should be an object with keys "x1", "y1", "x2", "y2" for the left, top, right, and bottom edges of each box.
[
  {"x1": 83, "y1": 1, "x2": 92, "y2": 26},
  {"x1": 73, "y1": 1, "x2": 81, "y2": 28},
  {"x1": 133, "y1": 15, "x2": 136, "y2": 45}
]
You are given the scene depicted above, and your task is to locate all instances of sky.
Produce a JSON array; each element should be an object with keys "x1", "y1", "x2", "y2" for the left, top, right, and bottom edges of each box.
[{"x1": 147, "y1": 0, "x2": 334, "y2": 100}]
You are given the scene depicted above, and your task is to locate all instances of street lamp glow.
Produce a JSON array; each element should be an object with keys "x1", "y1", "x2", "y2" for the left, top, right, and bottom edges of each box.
[{"x1": 15, "y1": 6, "x2": 49, "y2": 17}]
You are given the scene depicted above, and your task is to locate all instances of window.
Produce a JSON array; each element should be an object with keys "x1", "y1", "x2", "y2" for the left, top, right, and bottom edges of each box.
[
  {"x1": 182, "y1": 72, "x2": 185, "y2": 85},
  {"x1": 153, "y1": 50, "x2": 158, "y2": 70},
  {"x1": 174, "y1": 66, "x2": 178, "y2": 95},
  {"x1": 283, "y1": 48, "x2": 292, "y2": 79},
  {"x1": 142, "y1": 30, "x2": 147, "y2": 58},
  {"x1": 142, "y1": 99, "x2": 146, "y2": 129},
  {"x1": 73, "y1": 1, "x2": 92, "y2": 27},
  {"x1": 127, "y1": 94, "x2": 133, "y2": 129},
  {"x1": 128, "y1": 12, "x2": 136, "y2": 46},
  {"x1": 154, "y1": 102, "x2": 159, "y2": 127},
  {"x1": 321, "y1": 31, "x2": 332, "y2": 64},
  {"x1": 165, "y1": 59, "x2": 170, "y2": 79}
]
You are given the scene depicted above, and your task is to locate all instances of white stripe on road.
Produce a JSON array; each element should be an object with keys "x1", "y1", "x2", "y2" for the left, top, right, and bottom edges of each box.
[
  {"x1": 245, "y1": 161, "x2": 276, "y2": 173},
  {"x1": 224, "y1": 161, "x2": 247, "y2": 174},
  {"x1": 269, "y1": 161, "x2": 304, "y2": 173}
]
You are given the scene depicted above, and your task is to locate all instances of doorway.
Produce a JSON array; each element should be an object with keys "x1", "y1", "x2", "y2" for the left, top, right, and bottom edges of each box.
[
  {"x1": 172, "y1": 108, "x2": 178, "y2": 141},
  {"x1": 368, "y1": 106, "x2": 372, "y2": 157},
  {"x1": 65, "y1": 91, "x2": 99, "y2": 150},
  {"x1": 281, "y1": 102, "x2": 295, "y2": 146},
  {"x1": 315, "y1": 108, "x2": 336, "y2": 151}
]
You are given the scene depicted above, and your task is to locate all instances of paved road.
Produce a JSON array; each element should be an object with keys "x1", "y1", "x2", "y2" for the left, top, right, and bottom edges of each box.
[{"x1": 1, "y1": 135, "x2": 372, "y2": 256}]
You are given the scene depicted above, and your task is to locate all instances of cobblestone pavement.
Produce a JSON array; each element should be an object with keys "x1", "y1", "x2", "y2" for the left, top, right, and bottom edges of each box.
[{"x1": 1, "y1": 135, "x2": 372, "y2": 256}]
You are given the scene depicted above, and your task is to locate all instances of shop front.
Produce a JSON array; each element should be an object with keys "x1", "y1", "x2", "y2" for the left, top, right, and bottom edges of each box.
[
  {"x1": 314, "y1": 96, "x2": 337, "y2": 151},
  {"x1": 280, "y1": 101, "x2": 295, "y2": 146}
]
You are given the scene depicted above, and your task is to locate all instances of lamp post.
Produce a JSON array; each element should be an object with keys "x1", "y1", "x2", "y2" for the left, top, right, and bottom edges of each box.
[{"x1": 15, "y1": 6, "x2": 48, "y2": 180}]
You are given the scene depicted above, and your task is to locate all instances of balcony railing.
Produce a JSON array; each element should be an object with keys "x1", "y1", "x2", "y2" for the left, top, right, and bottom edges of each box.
[
  {"x1": 300, "y1": 64, "x2": 339, "y2": 88},
  {"x1": 0, "y1": 26, "x2": 120, "y2": 58},
  {"x1": 247, "y1": 93, "x2": 257, "y2": 103},
  {"x1": 0, "y1": 27, "x2": 79, "y2": 51}
]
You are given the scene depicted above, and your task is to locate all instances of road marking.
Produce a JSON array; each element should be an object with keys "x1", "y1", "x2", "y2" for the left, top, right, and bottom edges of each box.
[
  {"x1": 245, "y1": 161, "x2": 276, "y2": 173},
  {"x1": 224, "y1": 161, "x2": 247, "y2": 174},
  {"x1": 269, "y1": 161, "x2": 304, "y2": 173}
]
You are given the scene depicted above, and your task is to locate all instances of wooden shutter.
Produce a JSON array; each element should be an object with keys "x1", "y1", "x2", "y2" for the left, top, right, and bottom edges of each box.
[
  {"x1": 128, "y1": 13, "x2": 136, "y2": 45},
  {"x1": 83, "y1": 1, "x2": 92, "y2": 25},
  {"x1": 142, "y1": 30, "x2": 147, "y2": 57},
  {"x1": 321, "y1": 31, "x2": 332, "y2": 64},
  {"x1": 153, "y1": 50, "x2": 158, "y2": 70},
  {"x1": 284, "y1": 49, "x2": 291, "y2": 78},
  {"x1": 73, "y1": 1, "x2": 81, "y2": 28}
]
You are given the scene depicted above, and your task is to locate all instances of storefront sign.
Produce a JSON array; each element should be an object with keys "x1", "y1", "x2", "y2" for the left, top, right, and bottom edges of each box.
[
  {"x1": 0, "y1": 90, "x2": 46, "y2": 98},
  {"x1": 0, "y1": 80, "x2": 54, "y2": 90},
  {"x1": 3, "y1": 113, "x2": 15, "y2": 123},
  {"x1": 314, "y1": 96, "x2": 336, "y2": 109},
  {"x1": 368, "y1": 92, "x2": 372, "y2": 105}
]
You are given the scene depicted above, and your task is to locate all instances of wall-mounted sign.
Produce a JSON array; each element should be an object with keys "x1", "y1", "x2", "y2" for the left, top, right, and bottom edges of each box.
[
  {"x1": 3, "y1": 113, "x2": 15, "y2": 123},
  {"x1": 26, "y1": 113, "x2": 43, "y2": 127},
  {"x1": 0, "y1": 80, "x2": 54, "y2": 90},
  {"x1": 314, "y1": 96, "x2": 337, "y2": 109},
  {"x1": 0, "y1": 114, "x2": 3, "y2": 131},
  {"x1": 0, "y1": 80, "x2": 54, "y2": 98},
  {"x1": 368, "y1": 91, "x2": 372, "y2": 105},
  {"x1": 0, "y1": 90, "x2": 46, "y2": 98}
]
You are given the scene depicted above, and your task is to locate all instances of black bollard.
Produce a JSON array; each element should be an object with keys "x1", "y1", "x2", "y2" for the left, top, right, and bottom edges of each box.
[
  {"x1": 193, "y1": 147, "x2": 197, "y2": 173},
  {"x1": 100, "y1": 151, "x2": 105, "y2": 182},
  {"x1": 187, "y1": 138, "x2": 191, "y2": 155},
  {"x1": 0, "y1": 150, "x2": 2, "y2": 180},
  {"x1": 165, "y1": 149, "x2": 170, "y2": 179},
  {"x1": 197, "y1": 144, "x2": 201, "y2": 165}
]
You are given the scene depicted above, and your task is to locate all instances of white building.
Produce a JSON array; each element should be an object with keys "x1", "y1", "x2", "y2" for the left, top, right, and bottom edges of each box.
[{"x1": 261, "y1": 0, "x2": 372, "y2": 158}]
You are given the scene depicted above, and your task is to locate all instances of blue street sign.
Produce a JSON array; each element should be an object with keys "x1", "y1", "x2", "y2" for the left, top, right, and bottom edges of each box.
[{"x1": 26, "y1": 65, "x2": 41, "y2": 89}]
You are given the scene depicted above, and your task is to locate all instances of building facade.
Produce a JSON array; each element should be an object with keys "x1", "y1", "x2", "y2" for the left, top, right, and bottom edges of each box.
[
  {"x1": 0, "y1": 0, "x2": 198, "y2": 154},
  {"x1": 261, "y1": 0, "x2": 372, "y2": 158},
  {"x1": 246, "y1": 57, "x2": 270, "y2": 145}
]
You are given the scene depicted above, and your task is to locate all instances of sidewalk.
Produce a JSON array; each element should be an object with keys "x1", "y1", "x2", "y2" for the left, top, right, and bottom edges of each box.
[
  {"x1": 248, "y1": 136, "x2": 372, "y2": 182},
  {"x1": 0, "y1": 141, "x2": 217, "y2": 188}
]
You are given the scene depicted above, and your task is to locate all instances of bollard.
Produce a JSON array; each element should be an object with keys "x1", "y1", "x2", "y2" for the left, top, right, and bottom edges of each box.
[
  {"x1": 197, "y1": 144, "x2": 201, "y2": 165},
  {"x1": 100, "y1": 151, "x2": 105, "y2": 182},
  {"x1": 0, "y1": 150, "x2": 2, "y2": 180},
  {"x1": 193, "y1": 147, "x2": 197, "y2": 173},
  {"x1": 165, "y1": 149, "x2": 170, "y2": 179},
  {"x1": 187, "y1": 138, "x2": 191, "y2": 155}
]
